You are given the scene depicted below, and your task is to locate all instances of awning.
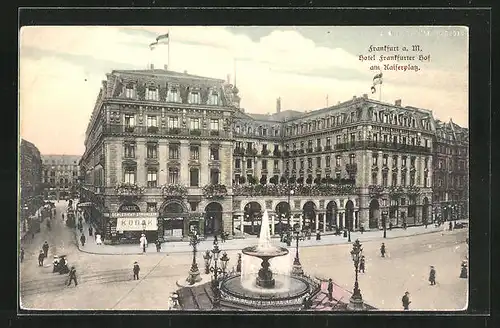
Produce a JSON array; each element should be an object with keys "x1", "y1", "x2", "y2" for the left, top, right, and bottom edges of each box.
[
  {"x1": 116, "y1": 217, "x2": 158, "y2": 231},
  {"x1": 77, "y1": 202, "x2": 93, "y2": 207}
]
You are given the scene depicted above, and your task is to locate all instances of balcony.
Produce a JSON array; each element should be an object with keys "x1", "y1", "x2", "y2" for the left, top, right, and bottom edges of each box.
[
  {"x1": 161, "y1": 184, "x2": 188, "y2": 198},
  {"x1": 114, "y1": 183, "x2": 145, "y2": 199},
  {"x1": 233, "y1": 148, "x2": 245, "y2": 156},
  {"x1": 306, "y1": 148, "x2": 313, "y2": 153},
  {"x1": 202, "y1": 184, "x2": 228, "y2": 199},
  {"x1": 273, "y1": 150, "x2": 282, "y2": 157},
  {"x1": 103, "y1": 125, "x2": 231, "y2": 138},
  {"x1": 245, "y1": 148, "x2": 258, "y2": 157},
  {"x1": 261, "y1": 149, "x2": 270, "y2": 156},
  {"x1": 283, "y1": 151, "x2": 290, "y2": 158},
  {"x1": 324, "y1": 145, "x2": 332, "y2": 151},
  {"x1": 232, "y1": 183, "x2": 358, "y2": 197},
  {"x1": 315, "y1": 146, "x2": 322, "y2": 152},
  {"x1": 346, "y1": 163, "x2": 357, "y2": 174},
  {"x1": 333, "y1": 141, "x2": 431, "y2": 153}
]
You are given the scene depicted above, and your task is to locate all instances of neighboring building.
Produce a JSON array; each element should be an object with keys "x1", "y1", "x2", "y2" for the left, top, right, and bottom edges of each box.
[
  {"x1": 432, "y1": 119, "x2": 469, "y2": 222},
  {"x1": 41, "y1": 155, "x2": 81, "y2": 200},
  {"x1": 20, "y1": 139, "x2": 43, "y2": 216},
  {"x1": 79, "y1": 67, "x2": 464, "y2": 245}
]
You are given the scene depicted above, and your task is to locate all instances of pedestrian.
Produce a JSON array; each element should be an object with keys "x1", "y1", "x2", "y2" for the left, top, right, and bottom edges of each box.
[
  {"x1": 62, "y1": 213, "x2": 65, "y2": 221},
  {"x1": 155, "y1": 239, "x2": 161, "y2": 252},
  {"x1": 95, "y1": 233, "x2": 102, "y2": 245},
  {"x1": 67, "y1": 266, "x2": 78, "y2": 286},
  {"x1": 429, "y1": 266, "x2": 436, "y2": 285},
  {"x1": 424, "y1": 221, "x2": 428, "y2": 228},
  {"x1": 133, "y1": 261, "x2": 140, "y2": 280},
  {"x1": 360, "y1": 226, "x2": 364, "y2": 234},
  {"x1": 327, "y1": 278, "x2": 334, "y2": 301},
  {"x1": 359, "y1": 255, "x2": 366, "y2": 273},
  {"x1": 449, "y1": 221, "x2": 453, "y2": 231},
  {"x1": 80, "y1": 234, "x2": 86, "y2": 246},
  {"x1": 38, "y1": 250, "x2": 45, "y2": 266},
  {"x1": 88, "y1": 226, "x2": 93, "y2": 237},
  {"x1": 140, "y1": 234, "x2": 147, "y2": 253},
  {"x1": 460, "y1": 260, "x2": 468, "y2": 278},
  {"x1": 380, "y1": 243, "x2": 386, "y2": 258},
  {"x1": 389, "y1": 222, "x2": 393, "y2": 231},
  {"x1": 20, "y1": 247, "x2": 24, "y2": 263},
  {"x1": 42, "y1": 241, "x2": 49, "y2": 258},
  {"x1": 402, "y1": 291, "x2": 411, "y2": 310},
  {"x1": 402, "y1": 222, "x2": 407, "y2": 230}
]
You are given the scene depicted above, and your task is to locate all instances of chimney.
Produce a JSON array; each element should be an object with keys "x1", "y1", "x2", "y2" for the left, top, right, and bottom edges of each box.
[
  {"x1": 183, "y1": 70, "x2": 188, "y2": 74},
  {"x1": 164, "y1": 64, "x2": 168, "y2": 70},
  {"x1": 395, "y1": 99, "x2": 402, "y2": 106},
  {"x1": 150, "y1": 63, "x2": 154, "y2": 70},
  {"x1": 276, "y1": 97, "x2": 281, "y2": 113},
  {"x1": 353, "y1": 96, "x2": 357, "y2": 100},
  {"x1": 363, "y1": 94, "x2": 368, "y2": 99}
]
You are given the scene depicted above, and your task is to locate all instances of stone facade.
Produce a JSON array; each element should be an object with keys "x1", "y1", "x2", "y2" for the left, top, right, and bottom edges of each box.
[
  {"x1": 41, "y1": 155, "x2": 81, "y2": 200},
  {"x1": 79, "y1": 68, "x2": 468, "y2": 244},
  {"x1": 20, "y1": 139, "x2": 43, "y2": 215}
]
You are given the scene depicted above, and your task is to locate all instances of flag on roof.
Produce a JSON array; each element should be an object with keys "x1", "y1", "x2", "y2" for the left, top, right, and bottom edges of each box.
[
  {"x1": 371, "y1": 72, "x2": 383, "y2": 93},
  {"x1": 156, "y1": 33, "x2": 169, "y2": 43},
  {"x1": 149, "y1": 42, "x2": 158, "y2": 50}
]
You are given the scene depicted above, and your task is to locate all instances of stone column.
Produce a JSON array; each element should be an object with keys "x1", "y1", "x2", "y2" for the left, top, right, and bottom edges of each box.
[
  {"x1": 315, "y1": 214, "x2": 319, "y2": 232},
  {"x1": 355, "y1": 211, "x2": 359, "y2": 229},
  {"x1": 420, "y1": 156, "x2": 425, "y2": 187},
  {"x1": 240, "y1": 215, "x2": 244, "y2": 235},
  {"x1": 377, "y1": 151, "x2": 383, "y2": 185},
  {"x1": 336, "y1": 212, "x2": 340, "y2": 227},
  {"x1": 341, "y1": 212, "x2": 345, "y2": 228},
  {"x1": 388, "y1": 155, "x2": 393, "y2": 186},
  {"x1": 322, "y1": 215, "x2": 326, "y2": 233},
  {"x1": 299, "y1": 214, "x2": 303, "y2": 230},
  {"x1": 271, "y1": 215, "x2": 275, "y2": 235},
  {"x1": 397, "y1": 155, "x2": 402, "y2": 185}
]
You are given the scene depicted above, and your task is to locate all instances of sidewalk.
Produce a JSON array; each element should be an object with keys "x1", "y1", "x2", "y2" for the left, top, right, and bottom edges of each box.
[{"x1": 73, "y1": 219, "x2": 468, "y2": 255}]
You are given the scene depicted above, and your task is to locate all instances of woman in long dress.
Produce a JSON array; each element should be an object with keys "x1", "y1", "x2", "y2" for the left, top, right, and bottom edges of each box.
[{"x1": 95, "y1": 233, "x2": 102, "y2": 245}]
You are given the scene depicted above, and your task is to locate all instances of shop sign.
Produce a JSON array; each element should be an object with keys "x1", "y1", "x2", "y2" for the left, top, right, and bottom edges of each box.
[
  {"x1": 110, "y1": 212, "x2": 157, "y2": 218},
  {"x1": 116, "y1": 217, "x2": 158, "y2": 231}
]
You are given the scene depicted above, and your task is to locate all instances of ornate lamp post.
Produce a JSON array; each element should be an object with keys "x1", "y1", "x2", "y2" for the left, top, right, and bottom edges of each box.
[
  {"x1": 209, "y1": 237, "x2": 230, "y2": 309},
  {"x1": 347, "y1": 239, "x2": 365, "y2": 311},
  {"x1": 203, "y1": 250, "x2": 212, "y2": 274},
  {"x1": 186, "y1": 231, "x2": 202, "y2": 285},
  {"x1": 291, "y1": 223, "x2": 304, "y2": 275},
  {"x1": 347, "y1": 214, "x2": 351, "y2": 242},
  {"x1": 382, "y1": 198, "x2": 388, "y2": 238}
]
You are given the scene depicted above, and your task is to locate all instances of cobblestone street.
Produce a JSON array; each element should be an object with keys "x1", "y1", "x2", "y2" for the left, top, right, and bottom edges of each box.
[{"x1": 20, "y1": 201, "x2": 468, "y2": 311}]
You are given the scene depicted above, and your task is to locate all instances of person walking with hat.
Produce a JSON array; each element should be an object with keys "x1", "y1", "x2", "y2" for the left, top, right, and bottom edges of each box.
[
  {"x1": 359, "y1": 255, "x2": 366, "y2": 273},
  {"x1": 140, "y1": 234, "x2": 147, "y2": 253},
  {"x1": 38, "y1": 250, "x2": 45, "y2": 266},
  {"x1": 67, "y1": 266, "x2": 78, "y2": 286},
  {"x1": 80, "y1": 233, "x2": 86, "y2": 247},
  {"x1": 42, "y1": 241, "x2": 49, "y2": 258},
  {"x1": 327, "y1": 278, "x2": 334, "y2": 301},
  {"x1": 133, "y1": 261, "x2": 140, "y2": 280},
  {"x1": 380, "y1": 243, "x2": 386, "y2": 258},
  {"x1": 402, "y1": 291, "x2": 411, "y2": 310},
  {"x1": 429, "y1": 266, "x2": 437, "y2": 285}
]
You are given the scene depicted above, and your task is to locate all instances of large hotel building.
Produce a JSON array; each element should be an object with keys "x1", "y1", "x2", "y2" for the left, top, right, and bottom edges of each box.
[{"x1": 79, "y1": 68, "x2": 468, "y2": 244}]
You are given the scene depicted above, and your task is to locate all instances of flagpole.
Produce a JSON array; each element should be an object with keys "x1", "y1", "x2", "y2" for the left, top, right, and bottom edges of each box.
[
  {"x1": 379, "y1": 82, "x2": 382, "y2": 102},
  {"x1": 167, "y1": 32, "x2": 170, "y2": 70},
  {"x1": 326, "y1": 94, "x2": 329, "y2": 107}
]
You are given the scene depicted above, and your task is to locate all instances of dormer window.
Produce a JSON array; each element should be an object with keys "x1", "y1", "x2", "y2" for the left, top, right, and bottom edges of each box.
[
  {"x1": 167, "y1": 88, "x2": 180, "y2": 102},
  {"x1": 188, "y1": 91, "x2": 201, "y2": 104},
  {"x1": 145, "y1": 86, "x2": 159, "y2": 101},
  {"x1": 125, "y1": 83, "x2": 135, "y2": 98},
  {"x1": 208, "y1": 91, "x2": 219, "y2": 105}
]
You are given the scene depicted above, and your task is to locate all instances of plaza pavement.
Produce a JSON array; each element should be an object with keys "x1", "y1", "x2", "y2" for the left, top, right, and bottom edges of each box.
[{"x1": 73, "y1": 217, "x2": 468, "y2": 255}]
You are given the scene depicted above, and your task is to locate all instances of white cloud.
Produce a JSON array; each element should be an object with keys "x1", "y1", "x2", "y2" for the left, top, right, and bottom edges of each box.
[{"x1": 19, "y1": 26, "x2": 469, "y2": 155}]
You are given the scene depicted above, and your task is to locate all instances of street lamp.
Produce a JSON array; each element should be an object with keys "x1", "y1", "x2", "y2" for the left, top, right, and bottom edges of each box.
[
  {"x1": 186, "y1": 231, "x2": 202, "y2": 285},
  {"x1": 347, "y1": 213, "x2": 351, "y2": 242},
  {"x1": 291, "y1": 223, "x2": 304, "y2": 275},
  {"x1": 382, "y1": 199, "x2": 388, "y2": 239},
  {"x1": 203, "y1": 250, "x2": 212, "y2": 274},
  {"x1": 209, "y1": 237, "x2": 230, "y2": 309},
  {"x1": 287, "y1": 185, "x2": 295, "y2": 228},
  {"x1": 347, "y1": 239, "x2": 365, "y2": 311}
]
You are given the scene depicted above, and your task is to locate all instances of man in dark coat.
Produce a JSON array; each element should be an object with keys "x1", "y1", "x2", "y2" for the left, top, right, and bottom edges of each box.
[
  {"x1": 133, "y1": 262, "x2": 140, "y2": 280},
  {"x1": 42, "y1": 241, "x2": 49, "y2": 258},
  {"x1": 155, "y1": 239, "x2": 162, "y2": 252},
  {"x1": 402, "y1": 291, "x2": 411, "y2": 310},
  {"x1": 429, "y1": 266, "x2": 436, "y2": 285},
  {"x1": 359, "y1": 255, "x2": 366, "y2": 273},
  {"x1": 88, "y1": 226, "x2": 93, "y2": 236},
  {"x1": 38, "y1": 250, "x2": 45, "y2": 266},
  {"x1": 80, "y1": 234, "x2": 86, "y2": 246},
  {"x1": 67, "y1": 266, "x2": 78, "y2": 286},
  {"x1": 380, "y1": 243, "x2": 386, "y2": 257},
  {"x1": 327, "y1": 278, "x2": 334, "y2": 301},
  {"x1": 449, "y1": 221, "x2": 453, "y2": 231}
]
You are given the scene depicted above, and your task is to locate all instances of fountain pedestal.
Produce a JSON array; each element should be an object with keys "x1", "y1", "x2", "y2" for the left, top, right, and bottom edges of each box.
[{"x1": 256, "y1": 257, "x2": 275, "y2": 288}]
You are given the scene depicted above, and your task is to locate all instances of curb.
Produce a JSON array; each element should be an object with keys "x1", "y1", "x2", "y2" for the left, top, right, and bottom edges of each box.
[{"x1": 73, "y1": 227, "x2": 459, "y2": 256}]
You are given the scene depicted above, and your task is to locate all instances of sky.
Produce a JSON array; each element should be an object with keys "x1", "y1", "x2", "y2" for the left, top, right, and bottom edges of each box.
[{"x1": 19, "y1": 26, "x2": 469, "y2": 155}]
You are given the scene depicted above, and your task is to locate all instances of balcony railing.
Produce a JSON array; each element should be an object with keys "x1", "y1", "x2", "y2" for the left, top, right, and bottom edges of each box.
[
  {"x1": 333, "y1": 141, "x2": 431, "y2": 153},
  {"x1": 233, "y1": 148, "x2": 245, "y2": 156},
  {"x1": 232, "y1": 183, "x2": 359, "y2": 197},
  {"x1": 103, "y1": 125, "x2": 231, "y2": 138}
]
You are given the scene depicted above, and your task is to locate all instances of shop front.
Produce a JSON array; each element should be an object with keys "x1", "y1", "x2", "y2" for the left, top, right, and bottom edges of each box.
[{"x1": 112, "y1": 203, "x2": 159, "y2": 244}]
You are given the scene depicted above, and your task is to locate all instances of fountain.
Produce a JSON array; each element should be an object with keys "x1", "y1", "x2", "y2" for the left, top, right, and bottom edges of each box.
[{"x1": 218, "y1": 210, "x2": 321, "y2": 310}]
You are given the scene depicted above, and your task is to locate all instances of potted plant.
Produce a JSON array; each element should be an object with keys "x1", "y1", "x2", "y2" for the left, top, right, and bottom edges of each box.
[
  {"x1": 147, "y1": 126, "x2": 159, "y2": 133},
  {"x1": 190, "y1": 129, "x2": 202, "y2": 136}
]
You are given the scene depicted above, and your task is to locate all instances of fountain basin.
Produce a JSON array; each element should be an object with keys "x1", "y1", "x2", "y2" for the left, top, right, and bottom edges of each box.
[{"x1": 241, "y1": 245, "x2": 289, "y2": 258}]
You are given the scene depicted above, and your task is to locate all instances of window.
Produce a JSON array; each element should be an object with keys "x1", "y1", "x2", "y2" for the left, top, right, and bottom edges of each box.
[
  {"x1": 124, "y1": 168, "x2": 136, "y2": 184},
  {"x1": 292, "y1": 160, "x2": 297, "y2": 169},
  {"x1": 167, "y1": 88, "x2": 180, "y2": 102},
  {"x1": 336, "y1": 155, "x2": 341, "y2": 167},
  {"x1": 146, "y1": 87, "x2": 159, "y2": 101},
  {"x1": 300, "y1": 141, "x2": 305, "y2": 149},
  {"x1": 300, "y1": 160, "x2": 304, "y2": 169},
  {"x1": 292, "y1": 143, "x2": 296, "y2": 150},
  {"x1": 326, "y1": 156, "x2": 330, "y2": 167},
  {"x1": 235, "y1": 159, "x2": 241, "y2": 169},
  {"x1": 190, "y1": 146, "x2": 199, "y2": 160},
  {"x1": 210, "y1": 119, "x2": 219, "y2": 131},
  {"x1": 326, "y1": 138, "x2": 331, "y2": 146},
  {"x1": 392, "y1": 173, "x2": 397, "y2": 186},
  {"x1": 383, "y1": 155, "x2": 388, "y2": 166},
  {"x1": 208, "y1": 91, "x2": 219, "y2": 105},
  {"x1": 168, "y1": 117, "x2": 179, "y2": 129},
  {"x1": 383, "y1": 135, "x2": 388, "y2": 143},
  {"x1": 402, "y1": 156, "x2": 407, "y2": 166},
  {"x1": 402, "y1": 137, "x2": 407, "y2": 145},
  {"x1": 146, "y1": 115, "x2": 157, "y2": 127},
  {"x1": 125, "y1": 84, "x2": 135, "y2": 98},
  {"x1": 262, "y1": 144, "x2": 268, "y2": 152},
  {"x1": 373, "y1": 133, "x2": 378, "y2": 142},
  {"x1": 411, "y1": 137, "x2": 415, "y2": 145},
  {"x1": 372, "y1": 154, "x2": 378, "y2": 165},
  {"x1": 308, "y1": 140, "x2": 313, "y2": 148},
  {"x1": 147, "y1": 144, "x2": 157, "y2": 159},
  {"x1": 316, "y1": 157, "x2": 321, "y2": 168},
  {"x1": 168, "y1": 168, "x2": 179, "y2": 184},
  {"x1": 247, "y1": 159, "x2": 253, "y2": 169},
  {"x1": 393, "y1": 155, "x2": 398, "y2": 167},
  {"x1": 169, "y1": 145, "x2": 179, "y2": 159},
  {"x1": 189, "y1": 91, "x2": 201, "y2": 104},
  {"x1": 262, "y1": 160, "x2": 268, "y2": 170},
  {"x1": 372, "y1": 172, "x2": 378, "y2": 185},
  {"x1": 190, "y1": 168, "x2": 199, "y2": 187},
  {"x1": 316, "y1": 139, "x2": 321, "y2": 148},
  {"x1": 401, "y1": 174, "x2": 406, "y2": 186},
  {"x1": 124, "y1": 143, "x2": 135, "y2": 158},
  {"x1": 210, "y1": 169, "x2": 220, "y2": 184},
  {"x1": 147, "y1": 169, "x2": 158, "y2": 187},
  {"x1": 285, "y1": 161, "x2": 289, "y2": 170},
  {"x1": 147, "y1": 203, "x2": 157, "y2": 213},
  {"x1": 124, "y1": 114, "x2": 135, "y2": 127},
  {"x1": 425, "y1": 139, "x2": 429, "y2": 148},
  {"x1": 410, "y1": 172, "x2": 415, "y2": 186},
  {"x1": 382, "y1": 172, "x2": 388, "y2": 187},
  {"x1": 190, "y1": 118, "x2": 200, "y2": 130},
  {"x1": 410, "y1": 156, "x2": 416, "y2": 167},
  {"x1": 350, "y1": 133, "x2": 356, "y2": 143},
  {"x1": 336, "y1": 172, "x2": 341, "y2": 180},
  {"x1": 274, "y1": 160, "x2": 279, "y2": 170},
  {"x1": 210, "y1": 147, "x2": 219, "y2": 160},
  {"x1": 308, "y1": 158, "x2": 313, "y2": 169},
  {"x1": 274, "y1": 129, "x2": 279, "y2": 136},
  {"x1": 400, "y1": 198, "x2": 406, "y2": 206},
  {"x1": 425, "y1": 158, "x2": 429, "y2": 168},
  {"x1": 262, "y1": 128, "x2": 267, "y2": 136}
]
